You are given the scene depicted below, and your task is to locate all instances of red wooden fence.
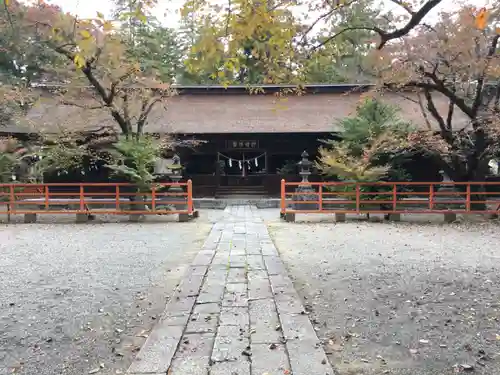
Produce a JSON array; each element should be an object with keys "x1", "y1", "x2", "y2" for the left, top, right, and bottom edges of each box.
[
  {"x1": 0, "y1": 181, "x2": 194, "y2": 216},
  {"x1": 280, "y1": 180, "x2": 500, "y2": 215}
]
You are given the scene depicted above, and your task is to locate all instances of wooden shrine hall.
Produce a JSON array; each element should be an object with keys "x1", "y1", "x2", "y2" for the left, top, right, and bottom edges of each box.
[{"x1": 3, "y1": 84, "x2": 466, "y2": 198}]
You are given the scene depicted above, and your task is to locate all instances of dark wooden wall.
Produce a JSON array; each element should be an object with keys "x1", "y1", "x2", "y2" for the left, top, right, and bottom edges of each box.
[{"x1": 176, "y1": 132, "x2": 331, "y2": 155}]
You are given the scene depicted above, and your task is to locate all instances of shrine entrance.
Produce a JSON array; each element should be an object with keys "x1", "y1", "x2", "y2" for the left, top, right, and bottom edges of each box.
[{"x1": 217, "y1": 151, "x2": 267, "y2": 187}]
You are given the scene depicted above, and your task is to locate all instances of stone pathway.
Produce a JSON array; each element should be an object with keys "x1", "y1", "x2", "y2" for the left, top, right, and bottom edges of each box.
[{"x1": 127, "y1": 205, "x2": 333, "y2": 375}]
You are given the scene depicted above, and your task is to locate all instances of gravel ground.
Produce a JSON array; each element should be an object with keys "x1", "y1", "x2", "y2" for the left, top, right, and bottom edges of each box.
[
  {"x1": 0, "y1": 211, "x2": 224, "y2": 375},
  {"x1": 267, "y1": 218, "x2": 500, "y2": 375}
]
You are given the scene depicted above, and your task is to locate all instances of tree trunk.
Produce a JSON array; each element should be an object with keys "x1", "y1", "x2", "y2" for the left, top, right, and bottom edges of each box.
[
  {"x1": 438, "y1": 155, "x2": 489, "y2": 212},
  {"x1": 129, "y1": 185, "x2": 147, "y2": 211}
]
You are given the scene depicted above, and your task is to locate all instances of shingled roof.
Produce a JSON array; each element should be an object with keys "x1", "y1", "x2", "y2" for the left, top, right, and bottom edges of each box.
[{"x1": 3, "y1": 84, "x2": 470, "y2": 134}]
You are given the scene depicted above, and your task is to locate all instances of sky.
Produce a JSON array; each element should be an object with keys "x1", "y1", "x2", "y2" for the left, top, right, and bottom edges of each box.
[
  {"x1": 43, "y1": 0, "x2": 490, "y2": 28},
  {"x1": 45, "y1": 0, "x2": 185, "y2": 25}
]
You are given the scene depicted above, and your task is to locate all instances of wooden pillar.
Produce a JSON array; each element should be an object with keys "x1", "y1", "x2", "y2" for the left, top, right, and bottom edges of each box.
[
  {"x1": 216, "y1": 151, "x2": 220, "y2": 188},
  {"x1": 264, "y1": 151, "x2": 270, "y2": 193}
]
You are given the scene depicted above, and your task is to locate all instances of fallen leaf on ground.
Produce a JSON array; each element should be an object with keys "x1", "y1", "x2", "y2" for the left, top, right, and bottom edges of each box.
[
  {"x1": 136, "y1": 330, "x2": 149, "y2": 338},
  {"x1": 460, "y1": 364, "x2": 474, "y2": 371}
]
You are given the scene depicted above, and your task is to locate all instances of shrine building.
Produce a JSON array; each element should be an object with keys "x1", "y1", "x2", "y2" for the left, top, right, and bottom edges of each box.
[{"x1": 3, "y1": 84, "x2": 468, "y2": 197}]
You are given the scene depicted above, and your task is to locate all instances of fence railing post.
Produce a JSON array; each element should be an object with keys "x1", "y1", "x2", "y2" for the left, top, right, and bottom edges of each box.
[
  {"x1": 45, "y1": 185, "x2": 49, "y2": 209},
  {"x1": 151, "y1": 185, "x2": 156, "y2": 212},
  {"x1": 116, "y1": 185, "x2": 120, "y2": 211},
  {"x1": 280, "y1": 179, "x2": 286, "y2": 214},
  {"x1": 187, "y1": 179, "x2": 193, "y2": 214},
  {"x1": 392, "y1": 184, "x2": 397, "y2": 212},
  {"x1": 9, "y1": 184, "x2": 14, "y2": 219},
  {"x1": 429, "y1": 184, "x2": 434, "y2": 210},
  {"x1": 466, "y1": 183, "x2": 471, "y2": 212},
  {"x1": 355, "y1": 183, "x2": 360, "y2": 213},
  {"x1": 318, "y1": 183, "x2": 323, "y2": 212},
  {"x1": 79, "y1": 184, "x2": 84, "y2": 211}
]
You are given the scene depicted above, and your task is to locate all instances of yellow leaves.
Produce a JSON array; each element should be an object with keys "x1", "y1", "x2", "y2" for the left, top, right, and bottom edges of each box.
[
  {"x1": 182, "y1": 0, "x2": 298, "y2": 85},
  {"x1": 77, "y1": 36, "x2": 95, "y2": 54},
  {"x1": 474, "y1": 7, "x2": 488, "y2": 30},
  {"x1": 220, "y1": 79, "x2": 232, "y2": 89},
  {"x1": 180, "y1": 0, "x2": 203, "y2": 17},
  {"x1": 136, "y1": 13, "x2": 147, "y2": 23},
  {"x1": 103, "y1": 21, "x2": 113, "y2": 32},
  {"x1": 80, "y1": 30, "x2": 92, "y2": 39},
  {"x1": 132, "y1": 62, "x2": 142, "y2": 72},
  {"x1": 73, "y1": 54, "x2": 86, "y2": 69}
]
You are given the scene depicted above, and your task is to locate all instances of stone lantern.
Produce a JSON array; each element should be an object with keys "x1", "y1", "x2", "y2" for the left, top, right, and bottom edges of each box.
[
  {"x1": 298, "y1": 151, "x2": 312, "y2": 184},
  {"x1": 168, "y1": 153, "x2": 186, "y2": 210},
  {"x1": 436, "y1": 170, "x2": 456, "y2": 196},
  {"x1": 293, "y1": 151, "x2": 318, "y2": 210},
  {"x1": 436, "y1": 170, "x2": 458, "y2": 223},
  {"x1": 169, "y1": 154, "x2": 182, "y2": 185}
]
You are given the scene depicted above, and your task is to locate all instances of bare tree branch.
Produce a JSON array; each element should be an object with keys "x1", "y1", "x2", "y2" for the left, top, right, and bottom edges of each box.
[
  {"x1": 310, "y1": 0, "x2": 443, "y2": 51},
  {"x1": 416, "y1": 91, "x2": 433, "y2": 130},
  {"x1": 60, "y1": 100, "x2": 104, "y2": 110},
  {"x1": 109, "y1": 69, "x2": 138, "y2": 103},
  {"x1": 389, "y1": 0, "x2": 414, "y2": 15},
  {"x1": 299, "y1": 0, "x2": 358, "y2": 46},
  {"x1": 3, "y1": 0, "x2": 15, "y2": 32},
  {"x1": 420, "y1": 70, "x2": 475, "y2": 118},
  {"x1": 378, "y1": 0, "x2": 442, "y2": 49},
  {"x1": 423, "y1": 88, "x2": 452, "y2": 140},
  {"x1": 310, "y1": 26, "x2": 384, "y2": 52},
  {"x1": 445, "y1": 100, "x2": 454, "y2": 131},
  {"x1": 471, "y1": 34, "x2": 500, "y2": 117}
]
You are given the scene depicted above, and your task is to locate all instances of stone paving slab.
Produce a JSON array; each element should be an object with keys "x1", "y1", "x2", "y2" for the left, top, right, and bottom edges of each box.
[
  {"x1": 127, "y1": 205, "x2": 334, "y2": 375},
  {"x1": 249, "y1": 298, "x2": 282, "y2": 344},
  {"x1": 251, "y1": 343, "x2": 290, "y2": 375}
]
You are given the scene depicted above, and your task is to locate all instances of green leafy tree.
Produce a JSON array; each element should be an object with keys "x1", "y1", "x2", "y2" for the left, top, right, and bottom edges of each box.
[
  {"x1": 123, "y1": 20, "x2": 185, "y2": 83},
  {"x1": 32, "y1": 130, "x2": 110, "y2": 182},
  {"x1": 112, "y1": 1, "x2": 184, "y2": 83},
  {"x1": 1, "y1": 0, "x2": 173, "y2": 138},
  {"x1": 176, "y1": 14, "x2": 217, "y2": 84},
  {"x1": 104, "y1": 135, "x2": 174, "y2": 210},
  {"x1": 179, "y1": 0, "x2": 395, "y2": 85},
  {"x1": 328, "y1": 98, "x2": 413, "y2": 157},
  {"x1": 0, "y1": 1, "x2": 64, "y2": 85},
  {"x1": 106, "y1": 135, "x2": 162, "y2": 191},
  {"x1": 0, "y1": 137, "x2": 23, "y2": 182},
  {"x1": 0, "y1": 1, "x2": 65, "y2": 125},
  {"x1": 317, "y1": 98, "x2": 413, "y2": 211},
  {"x1": 302, "y1": 0, "x2": 390, "y2": 83}
]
